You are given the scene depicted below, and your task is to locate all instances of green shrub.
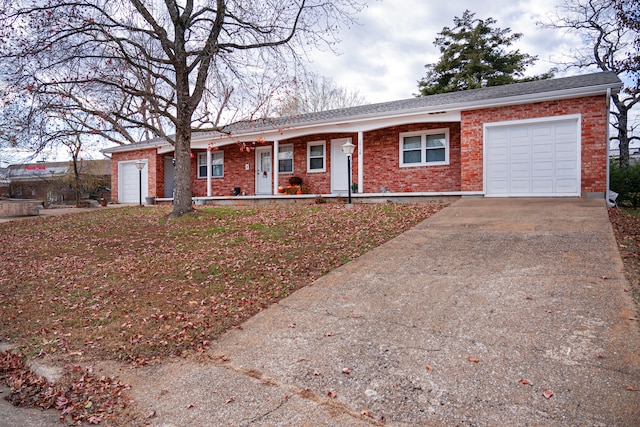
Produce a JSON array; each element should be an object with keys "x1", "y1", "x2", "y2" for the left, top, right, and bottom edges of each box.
[{"x1": 610, "y1": 160, "x2": 640, "y2": 207}]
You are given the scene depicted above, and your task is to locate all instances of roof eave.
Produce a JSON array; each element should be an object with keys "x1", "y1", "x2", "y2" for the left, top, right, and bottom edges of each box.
[{"x1": 205, "y1": 82, "x2": 620, "y2": 146}]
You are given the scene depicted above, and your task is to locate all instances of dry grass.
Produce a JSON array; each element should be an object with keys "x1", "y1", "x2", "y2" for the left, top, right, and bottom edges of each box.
[
  {"x1": 1, "y1": 202, "x2": 445, "y2": 365},
  {"x1": 609, "y1": 207, "x2": 640, "y2": 314}
]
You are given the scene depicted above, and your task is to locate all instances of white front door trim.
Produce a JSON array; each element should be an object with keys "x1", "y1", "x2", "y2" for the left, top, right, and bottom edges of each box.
[
  {"x1": 330, "y1": 138, "x2": 351, "y2": 194},
  {"x1": 255, "y1": 146, "x2": 273, "y2": 195}
]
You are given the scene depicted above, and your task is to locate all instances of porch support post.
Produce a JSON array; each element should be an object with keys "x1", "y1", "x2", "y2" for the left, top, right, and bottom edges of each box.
[
  {"x1": 273, "y1": 140, "x2": 279, "y2": 195},
  {"x1": 357, "y1": 131, "x2": 364, "y2": 193},
  {"x1": 206, "y1": 149, "x2": 212, "y2": 197}
]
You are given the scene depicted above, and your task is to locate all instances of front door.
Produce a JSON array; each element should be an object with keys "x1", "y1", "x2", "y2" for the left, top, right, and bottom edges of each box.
[
  {"x1": 255, "y1": 147, "x2": 272, "y2": 195},
  {"x1": 164, "y1": 156, "x2": 175, "y2": 198},
  {"x1": 331, "y1": 138, "x2": 351, "y2": 194}
]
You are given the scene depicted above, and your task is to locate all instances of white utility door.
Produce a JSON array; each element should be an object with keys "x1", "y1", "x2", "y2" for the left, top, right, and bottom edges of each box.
[
  {"x1": 485, "y1": 118, "x2": 580, "y2": 197},
  {"x1": 118, "y1": 160, "x2": 148, "y2": 203},
  {"x1": 255, "y1": 147, "x2": 272, "y2": 195},
  {"x1": 330, "y1": 138, "x2": 351, "y2": 194}
]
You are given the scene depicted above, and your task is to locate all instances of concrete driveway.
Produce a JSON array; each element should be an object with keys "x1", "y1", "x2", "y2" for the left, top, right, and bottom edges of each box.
[
  {"x1": 101, "y1": 197, "x2": 639, "y2": 426},
  {"x1": 3, "y1": 198, "x2": 640, "y2": 426}
]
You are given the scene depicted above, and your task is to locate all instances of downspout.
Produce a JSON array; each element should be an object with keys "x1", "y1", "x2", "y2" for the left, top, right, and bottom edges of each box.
[
  {"x1": 605, "y1": 87, "x2": 615, "y2": 207},
  {"x1": 207, "y1": 149, "x2": 212, "y2": 197},
  {"x1": 357, "y1": 131, "x2": 364, "y2": 193},
  {"x1": 273, "y1": 140, "x2": 279, "y2": 195}
]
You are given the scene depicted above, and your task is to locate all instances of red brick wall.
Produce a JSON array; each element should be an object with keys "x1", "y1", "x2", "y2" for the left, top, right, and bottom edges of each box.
[
  {"x1": 192, "y1": 133, "x2": 359, "y2": 196},
  {"x1": 191, "y1": 145, "x2": 257, "y2": 196},
  {"x1": 112, "y1": 95, "x2": 608, "y2": 198},
  {"x1": 363, "y1": 123, "x2": 461, "y2": 193},
  {"x1": 111, "y1": 149, "x2": 160, "y2": 202},
  {"x1": 461, "y1": 95, "x2": 608, "y2": 193}
]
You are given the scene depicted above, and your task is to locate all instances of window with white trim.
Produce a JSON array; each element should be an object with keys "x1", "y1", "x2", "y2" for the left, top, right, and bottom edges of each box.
[
  {"x1": 307, "y1": 141, "x2": 326, "y2": 172},
  {"x1": 400, "y1": 129, "x2": 449, "y2": 167},
  {"x1": 198, "y1": 151, "x2": 224, "y2": 178},
  {"x1": 278, "y1": 144, "x2": 294, "y2": 173}
]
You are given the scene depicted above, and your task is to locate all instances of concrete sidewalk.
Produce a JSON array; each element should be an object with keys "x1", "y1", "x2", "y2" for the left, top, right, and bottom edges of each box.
[
  {"x1": 104, "y1": 198, "x2": 639, "y2": 426},
  {"x1": 0, "y1": 203, "x2": 132, "y2": 224}
]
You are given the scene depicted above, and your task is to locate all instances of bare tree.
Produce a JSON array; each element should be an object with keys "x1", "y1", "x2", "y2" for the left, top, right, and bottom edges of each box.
[
  {"x1": 543, "y1": 0, "x2": 639, "y2": 169},
  {"x1": 0, "y1": 0, "x2": 363, "y2": 216},
  {"x1": 272, "y1": 73, "x2": 368, "y2": 116}
]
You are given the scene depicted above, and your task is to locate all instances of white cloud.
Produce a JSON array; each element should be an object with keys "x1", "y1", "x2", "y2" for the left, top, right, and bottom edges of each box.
[{"x1": 306, "y1": 0, "x2": 582, "y2": 103}]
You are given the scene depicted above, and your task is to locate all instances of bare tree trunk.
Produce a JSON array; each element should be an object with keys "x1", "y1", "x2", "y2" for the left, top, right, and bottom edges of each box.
[
  {"x1": 612, "y1": 96, "x2": 631, "y2": 170},
  {"x1": 73, "y1": 158, "x2": 82, "y2": 208},
  {"x1": 173, "y1": 130, "x2": 193, "y2": 216}
]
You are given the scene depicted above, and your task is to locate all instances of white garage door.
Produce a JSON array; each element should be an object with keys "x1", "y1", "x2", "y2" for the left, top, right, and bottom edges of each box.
[
  {"x1": 118, "y1": 161, "x2": 148, "y2": 203},
  {"x1": 485, "y1": 118, "x2": 580, "y2": 197}
]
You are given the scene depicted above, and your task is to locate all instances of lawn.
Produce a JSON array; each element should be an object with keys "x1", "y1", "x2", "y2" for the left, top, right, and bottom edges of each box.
[
  {"x1": 609, "y1": 207, "x2": 640, "y2": 312},
  {"x1": 0, "y1": 202, "x2": 445, "y2": 364}
]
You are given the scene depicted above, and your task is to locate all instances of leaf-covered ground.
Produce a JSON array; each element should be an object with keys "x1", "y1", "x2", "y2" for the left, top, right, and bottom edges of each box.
[
  {"x1": 609, "y1": 207, "x2": 640, "y2": 314},
  {"x1": 1, "y1": 202, "x2": 445, "y2": 365}
]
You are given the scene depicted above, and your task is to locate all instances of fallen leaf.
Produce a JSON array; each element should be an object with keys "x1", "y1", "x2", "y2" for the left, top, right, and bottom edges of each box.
[
  {"x1": 625, "y1": 385, "x2": 639, "y2": 391},
  {"x1": 519, "y1": 379, "x2": 531, "y2": 385},
  {"x1": 426, "y1": 365, "x2": 433, "y2": 371},
  {"x1": 526, "y1": 295, "x2": 533, "y2": 300},
  {"x1": 351, "y1": 314, "x2": 361, "y2": 318},
  {"x1": 186, "y1": 403, "x2": 194, "y2": 409},
  {"x1": 543, "y1": 389, "x2": 554, "y2": 399},
  {"x1": 226, "y1": 397, "x2": 236, "y2": 403},
  {"x1": 467, "y1": 357, "x2": 480, "y2": 363},
  {"x1": 327, "y1": 390, "x2": 337, "y2": 398}
]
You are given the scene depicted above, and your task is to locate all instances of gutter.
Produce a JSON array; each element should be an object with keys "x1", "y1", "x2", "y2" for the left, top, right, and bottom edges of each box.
[{"x1": 605, "y1": 87, "x2": 615, "y2": 207}]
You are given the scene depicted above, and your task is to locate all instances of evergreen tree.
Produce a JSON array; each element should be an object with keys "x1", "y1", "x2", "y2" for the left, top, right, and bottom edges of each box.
[{"x1": 417, "y1": 10, "x2": 551, "y2": 96}]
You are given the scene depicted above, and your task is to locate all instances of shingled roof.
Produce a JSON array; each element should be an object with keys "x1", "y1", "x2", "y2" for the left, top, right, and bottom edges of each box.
[
  {"x1": 103, "y1": 71, "x2": 622, "y2": 153},
  {"x1": 221, "y1": 71, "x2": 622, "y2": 134}
]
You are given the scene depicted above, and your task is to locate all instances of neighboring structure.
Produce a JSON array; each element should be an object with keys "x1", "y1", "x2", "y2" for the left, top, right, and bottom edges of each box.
[
  {"x1": 0, "y1": 168, "x2": 9, "y2": 197},
  {"x1": 1, "y1": 160, "x2": 111, "y2": 205},
  {"x1": 610, "y1": 140, "x2": 640, "y2": 165},
  {"x1": 104, "y1": 72, "x2": 622, "y2": 203}
]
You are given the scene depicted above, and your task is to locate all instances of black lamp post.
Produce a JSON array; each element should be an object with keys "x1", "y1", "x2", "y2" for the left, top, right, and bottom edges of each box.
[
  {"x1": 341, "y1": 141, "x2": 355, "y2": 205},
  {"x1": 134, "y1": 160, "x2": 145, "y2": 206}
]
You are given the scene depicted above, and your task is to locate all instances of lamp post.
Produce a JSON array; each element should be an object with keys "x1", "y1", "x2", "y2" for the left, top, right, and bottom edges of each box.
[
  {"x1": 134, "y1": 160, "x2": 145, "y2": 206},
  {"x1": 341, "y1": 141, "x2": 355, "y2": 206}
]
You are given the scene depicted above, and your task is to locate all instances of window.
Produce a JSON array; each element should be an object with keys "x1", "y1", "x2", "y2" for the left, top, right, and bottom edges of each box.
[
  {"x1": 307, "y1": 141, "x2": 326, "y2": 172},
  {"x1": 278, "y1": 144, "x2": 294, "y2": 173},
  {"x1": 400, "y1": 129, "x2": 449, "y2": 167},
  {"x1": 198, "y1": 151, "x2": 224, "y2": 178}
]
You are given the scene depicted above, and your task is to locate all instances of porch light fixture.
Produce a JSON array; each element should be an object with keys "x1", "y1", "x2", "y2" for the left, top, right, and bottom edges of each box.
[
  {"x1": 134, "y1": 160, "x2": 145, "y2": 206},
  {"x1": 341, "y1": 141, "x2": 355, "y2": 206}
]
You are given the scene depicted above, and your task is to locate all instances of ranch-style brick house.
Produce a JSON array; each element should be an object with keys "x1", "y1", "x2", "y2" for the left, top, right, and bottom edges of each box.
[{"x1": 104, "y1": 72, "x2": 622, "y2": 203}]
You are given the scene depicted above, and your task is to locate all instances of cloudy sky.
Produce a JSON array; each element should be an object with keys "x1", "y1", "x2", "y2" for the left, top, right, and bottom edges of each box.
[{"x1": 307, "y1": 0, "x2": 581, "y2": 103}]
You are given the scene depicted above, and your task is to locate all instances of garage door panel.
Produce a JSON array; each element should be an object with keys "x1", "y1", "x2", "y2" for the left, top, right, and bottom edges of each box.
[
  {"x1": 531, "y1": 180, "x2": 553, "y2": 193},
  {"x1": 510, "y1": 179, "x2": 531, "y2": 194},
  {"x1": 485, "y1": 119, "x2": 579, "y2": 196},
  {"x1": 556, "y1": 178, "x2": 579, "y2": 193}
]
